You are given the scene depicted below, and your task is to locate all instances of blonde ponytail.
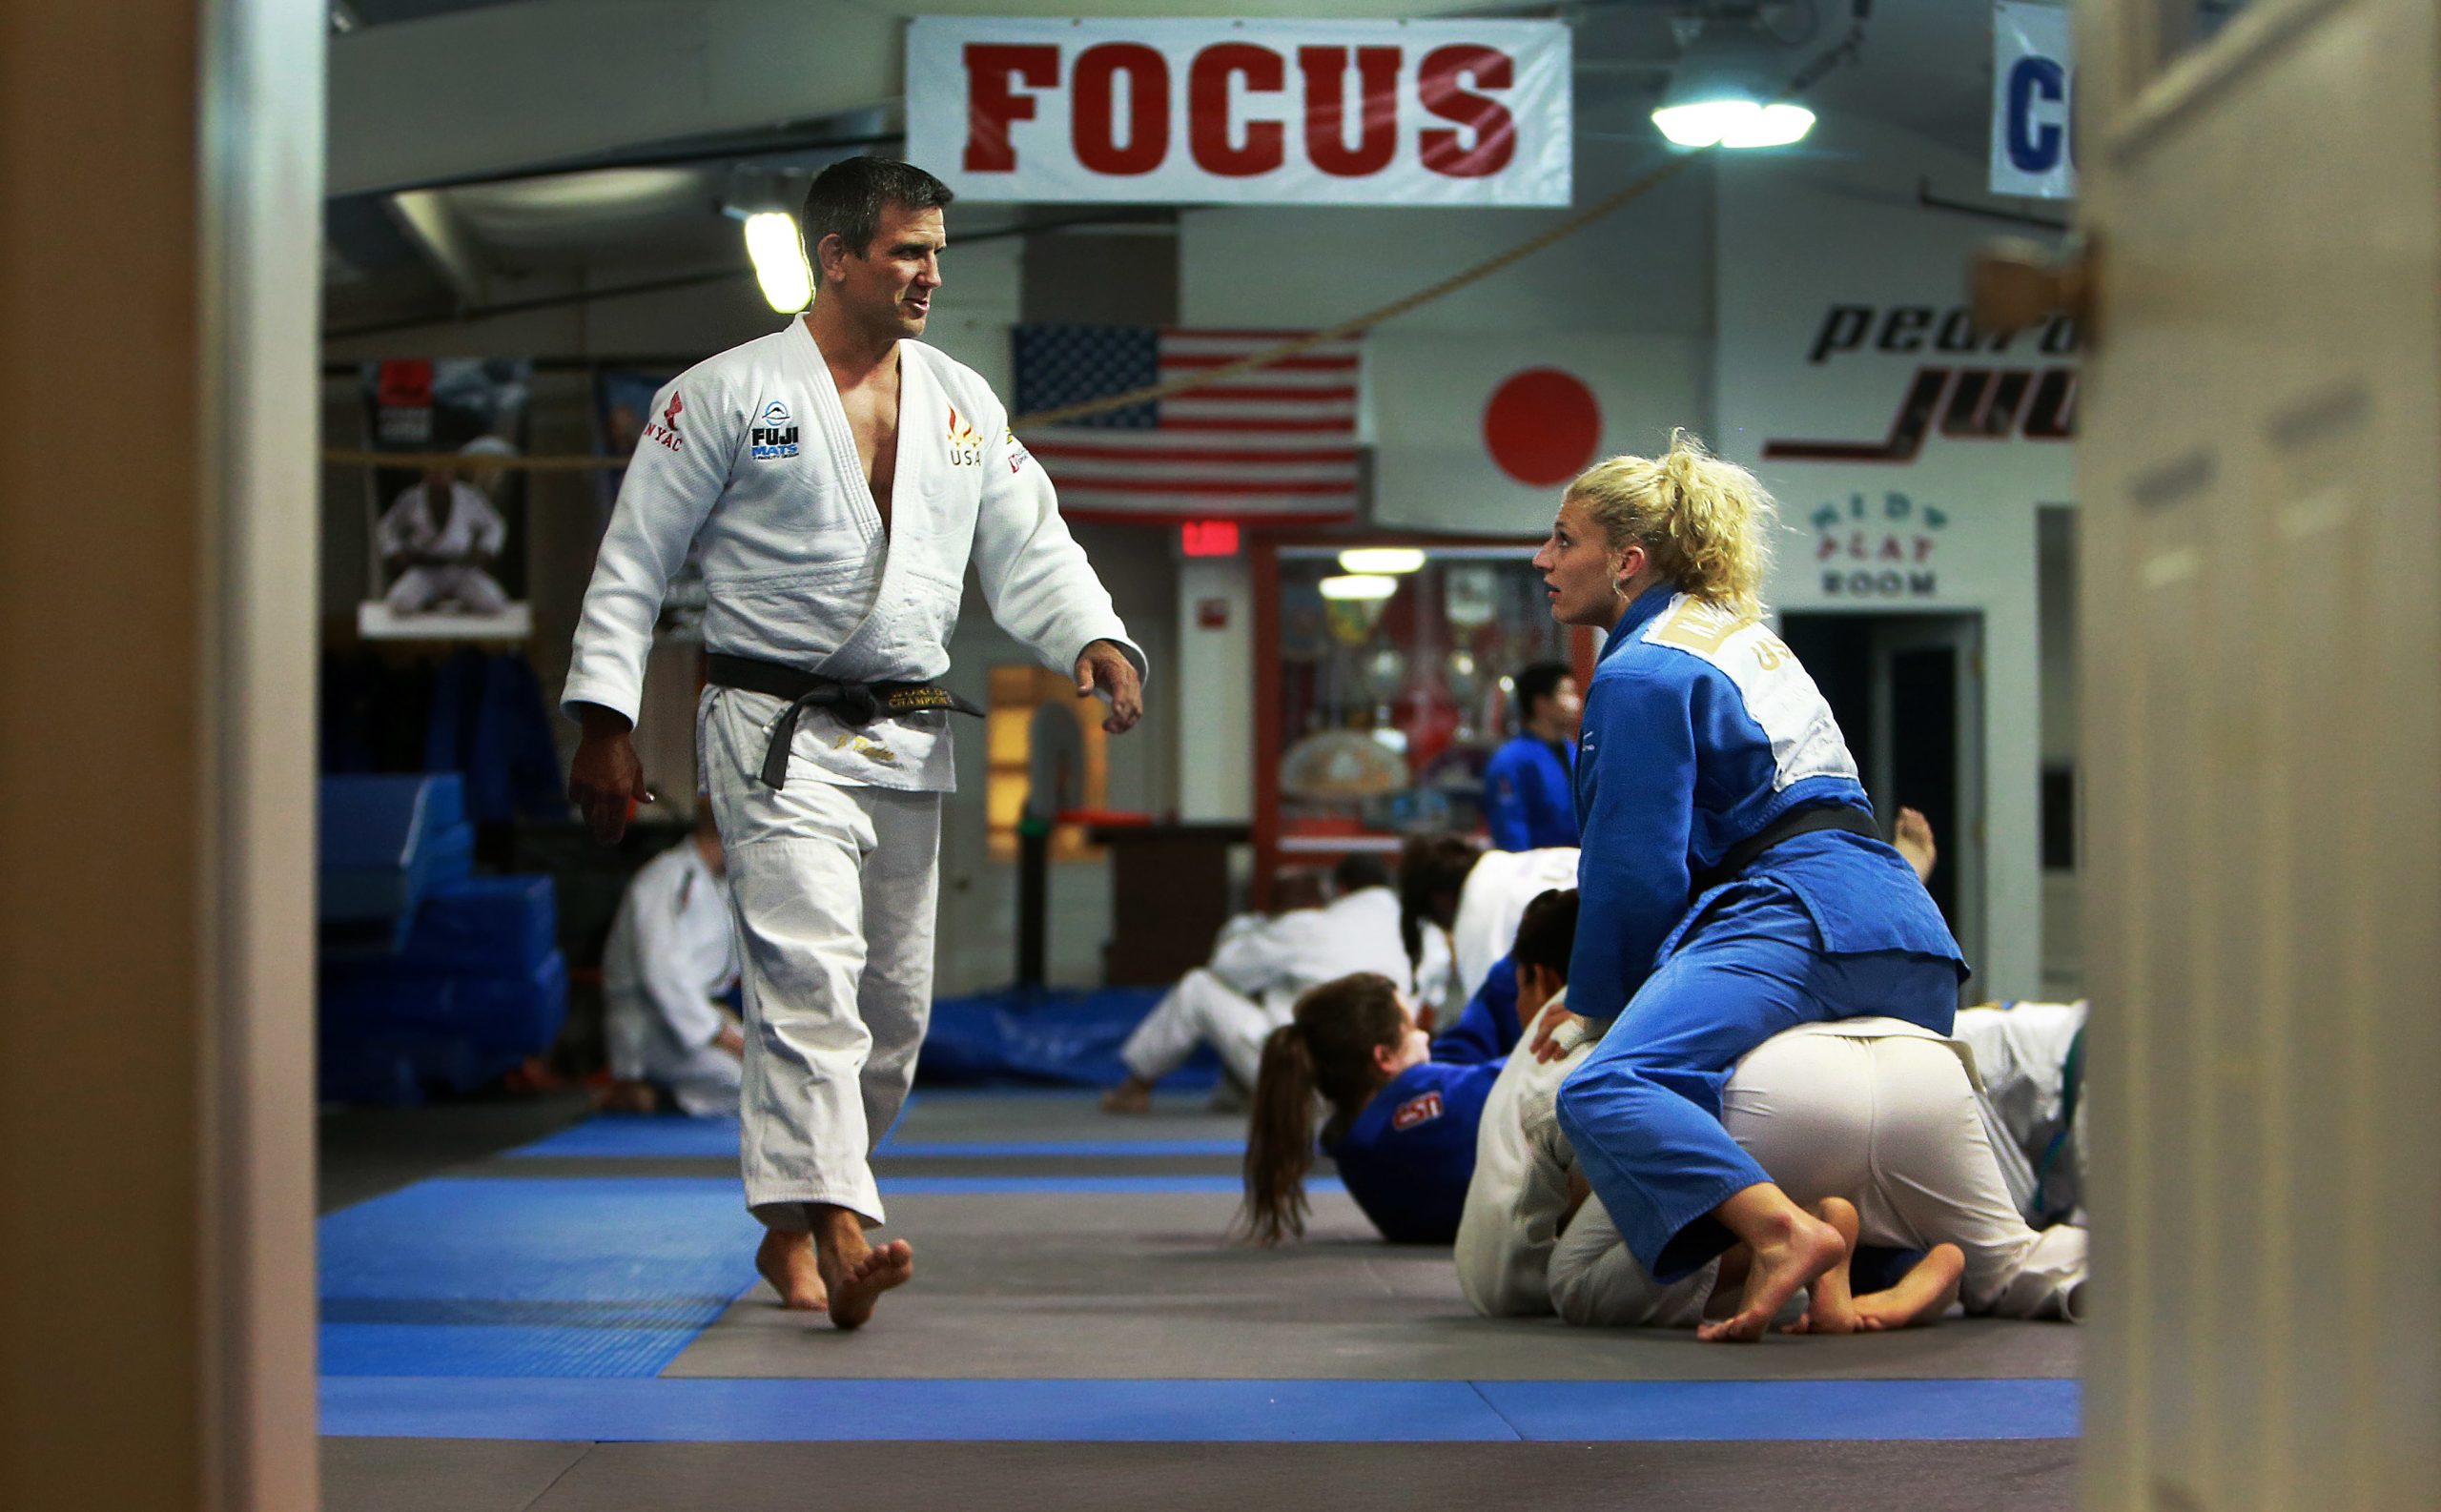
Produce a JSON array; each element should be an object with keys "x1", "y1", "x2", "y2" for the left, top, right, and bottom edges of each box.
[{"x1": 1568, "y1": 429, "x2": 1778, "y2": 621}]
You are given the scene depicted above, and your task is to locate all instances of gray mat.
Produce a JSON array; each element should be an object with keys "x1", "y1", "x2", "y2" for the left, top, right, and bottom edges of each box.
[
  {"x1": 664, "y1": 1185, "x2": 2081, "y2": 1381},
  {"x1": 473, "y1": 1154, "x2": 1255, "y2": 1180},
  {"x1": 512, "y1": 1439, "x2": 2078, "y2": 1512},
  {"x1": 322, "y1": 1438, "x2": 588, "y2": 1512},
  {"x1": 894, "y1": 1093, "x2": 1247, "y2": 1143}
]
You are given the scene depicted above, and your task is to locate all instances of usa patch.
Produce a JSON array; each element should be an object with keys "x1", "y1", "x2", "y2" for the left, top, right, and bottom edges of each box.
[{"x1": 1391, "y1": 1091, "x2": 1444, "y2": 1132}]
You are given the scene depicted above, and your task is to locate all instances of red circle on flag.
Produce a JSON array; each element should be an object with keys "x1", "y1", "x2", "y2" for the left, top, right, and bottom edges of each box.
[{"x1": 1483, "y1": 368, "x2": 1602, "y2": 486}]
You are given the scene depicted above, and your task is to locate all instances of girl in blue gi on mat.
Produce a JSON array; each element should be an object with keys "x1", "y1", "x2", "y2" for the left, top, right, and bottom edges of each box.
[
  {"x1": 1238, "y1": 891, "x2": 1580, "y2": 1246},
  {"x1": 1535, "y1": 431, "x2": 1968, "y2": 1341}
]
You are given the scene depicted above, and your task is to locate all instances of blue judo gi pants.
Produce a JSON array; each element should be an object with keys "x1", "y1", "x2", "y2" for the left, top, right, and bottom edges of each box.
[{"x1": 1555, "y1": 881, "x2": 1959, "y2": 1282}]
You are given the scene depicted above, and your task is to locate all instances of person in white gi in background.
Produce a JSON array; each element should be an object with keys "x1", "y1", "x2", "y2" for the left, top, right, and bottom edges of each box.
[
  {"x1": 1100, "y1": 854, "x2": 1430, "y2": 1114},
  {"x1": 378, "y1": 435, "x2": 513, "y2": 615},
  {"x1": 564, "y1": 158, "x2": 1146, "y2": 1329},
  {"x1": 1398, "y1": 832, "x2": 1579, "y2": 1007},
  {"x1": 602, "y1": 806, "x2": 745, "y2": 1117}
]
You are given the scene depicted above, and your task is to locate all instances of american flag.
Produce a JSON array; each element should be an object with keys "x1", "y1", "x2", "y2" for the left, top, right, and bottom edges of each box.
[{"x1": 1012, "y1": 326, "x2": 1362, "y2": 523}]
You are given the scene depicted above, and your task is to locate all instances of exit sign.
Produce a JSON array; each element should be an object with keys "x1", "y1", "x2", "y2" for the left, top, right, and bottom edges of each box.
[{"x1": 1180, "y1": 521, "x2": 1241, "y2": 557}]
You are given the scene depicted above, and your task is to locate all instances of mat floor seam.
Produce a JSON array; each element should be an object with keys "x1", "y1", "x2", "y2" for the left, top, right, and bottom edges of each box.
[{"x1": 1464, "y1": 1379, "x2": 1529, "y2": 1442}]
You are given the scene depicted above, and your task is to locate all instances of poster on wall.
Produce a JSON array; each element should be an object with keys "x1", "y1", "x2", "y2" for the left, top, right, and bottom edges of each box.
[
  {"x1": 593, "y1": 368, "x2": 707, "y2": 639},
  {"x1": 359, "y1": 358, "x2": 534, "y2": 640},
  {"x1": 908, "y1": 16, "x2": 1571, "y2": 207}
]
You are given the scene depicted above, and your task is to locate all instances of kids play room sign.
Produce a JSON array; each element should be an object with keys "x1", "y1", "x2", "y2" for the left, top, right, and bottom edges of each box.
[{"x1": 908, "y1": 16, "x2": 1572, "y2": 207}]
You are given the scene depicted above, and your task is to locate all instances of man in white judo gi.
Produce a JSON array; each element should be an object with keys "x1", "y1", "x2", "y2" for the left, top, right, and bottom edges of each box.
[
  {"x1": 602, "y1": 807, "x2": 745, "y2": 1117},
  {"x1": 377, "y1": 436, "x2": 514, "y2": 615},
  {"x1": 564, "y1": 157, "x2": 1145, "y2": 1328}
]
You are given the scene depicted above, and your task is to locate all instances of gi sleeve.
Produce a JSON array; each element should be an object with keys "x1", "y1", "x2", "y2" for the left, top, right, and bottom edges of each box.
[
  {"x1": 1567, "y1": 668, "x2": 1697, "y2": 1019},
  {"x1": 470, "y1": 491, "x2": 508, "y2": 557},
  {"x1": 1211, "y1": 910, "x2": 1304, "y2": 997},
  {"x1": 1483, "y1": 749, "x2": 1532, "y2": 851},
  {"x1": 632, "y1": 870, "x2": 725, "y2": 1048},
  {"x1": 562, "y1": 369, "x2": 739, "y2": 725},
  {"x1": 1433, "y1": 954, "x2": 1518, "y2": 1065},
  {"x1": 374, "y1": 489, "x2": 421, "y2": 560},
  {"x1": 972, "y1": 413, "x2": 1146, "y2": 684}
]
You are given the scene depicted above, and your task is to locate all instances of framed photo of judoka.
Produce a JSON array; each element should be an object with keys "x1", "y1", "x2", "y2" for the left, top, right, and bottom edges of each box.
[{"x1": 357, "y1": 358, "x2": 536, "y2": 642}]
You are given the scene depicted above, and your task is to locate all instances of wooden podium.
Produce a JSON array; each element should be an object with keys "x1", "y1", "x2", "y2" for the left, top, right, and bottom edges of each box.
[{"x1": 1083, "y1": 821, "x2": 1252, "y2": 986}]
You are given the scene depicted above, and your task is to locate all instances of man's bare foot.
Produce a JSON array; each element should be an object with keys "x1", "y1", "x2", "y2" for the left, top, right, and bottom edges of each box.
[
  {"x1": 1783, "y1": 1198, "x2": 1863, "y2": 1336},
  {"x1": 1099, "y1": 1076, "x2": 1154, "y2": 1115},
  {"x1": 820, "y1": 1237, "x2": 914, "y2": 1330},
  {"x1": 1894, "y1": 807, "x2": 1938, "y2": 885},
  {"x1": 1853, "y1": 1242, "x2": 1964, "y2": 1332},
  {"x1": 1698, "y1": 1193, "x2": 1848, "y2": 1343},
  {"x1": 754, "y1": 1229, "x2": 828, "y2": 1311}
]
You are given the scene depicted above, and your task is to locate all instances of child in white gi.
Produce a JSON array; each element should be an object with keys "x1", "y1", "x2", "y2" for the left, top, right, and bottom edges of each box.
[
  {"x1": 564, "y1": 158, "x2": 1145, "y2": 1329},
  {"x1": 601, "y1": 807, "x2": 744, "y2": 1118}
]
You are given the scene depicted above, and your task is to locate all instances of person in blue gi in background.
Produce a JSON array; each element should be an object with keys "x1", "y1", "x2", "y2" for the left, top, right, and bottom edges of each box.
[
  {"x1": 1482, "y1": 661, "x2": 1582, "y2": 850},
  {"x1": 1533, "y1": 431, "x2": 1968, "y2": 1341}
]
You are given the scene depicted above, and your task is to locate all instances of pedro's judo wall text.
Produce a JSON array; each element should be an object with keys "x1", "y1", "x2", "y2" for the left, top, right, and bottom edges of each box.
[
  {"x1": 1764, "y1": 302, "x2": 2082, "y2": 463},
  {"x1": 907, "y1": 17, "x2": 1571, "y2": 208}
]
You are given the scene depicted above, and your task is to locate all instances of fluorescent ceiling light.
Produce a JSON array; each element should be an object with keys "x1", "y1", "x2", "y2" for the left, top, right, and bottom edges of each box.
[
  {"x1": 1655, "y1": 99, "x2": 1815, "y2": 148},
  {"x1": 1338, "y1": 547, "x2": 1426, "y2": 575},
  {"x1": 1652, "y1": 25, "x2": 1814, "y2": 150},
  {"x1": 1319, "y1": 574, "x2": 1400, "y2": 602},
  {"x1": 744, "y1": 212, "x2": 812, "y2": 314}
]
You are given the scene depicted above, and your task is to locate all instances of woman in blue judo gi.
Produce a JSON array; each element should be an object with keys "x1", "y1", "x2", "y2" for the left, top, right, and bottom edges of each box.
[{"x1": 1534, "y1": 431, "x2": 1968, "y2": 1340}]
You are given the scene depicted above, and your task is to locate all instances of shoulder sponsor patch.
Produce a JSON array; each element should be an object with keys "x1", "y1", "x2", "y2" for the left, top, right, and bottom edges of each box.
[{"x1": 1391, "y1": 1091, "x2": 1445, "y2": 1132}]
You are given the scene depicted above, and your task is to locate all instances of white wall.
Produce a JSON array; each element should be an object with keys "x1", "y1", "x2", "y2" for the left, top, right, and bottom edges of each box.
[{"x1": 1712, "y1": 117, "x2": 2077, "y2": 1002}]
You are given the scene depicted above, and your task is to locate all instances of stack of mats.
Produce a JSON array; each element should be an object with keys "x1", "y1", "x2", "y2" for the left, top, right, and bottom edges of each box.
[{"x1": 319, "y1": 773, "x2": 569, "y2": 1105}]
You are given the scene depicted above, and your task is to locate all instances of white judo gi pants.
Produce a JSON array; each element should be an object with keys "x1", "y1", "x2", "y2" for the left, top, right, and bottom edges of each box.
[
  {"x1": 1118, "y1": 969, "x2": 1281, "y2": 1088},
  {"x1": 704, "y1": 703, "x2": 940, "y2": 1233},
  {"x1": 385, "y1": 564, "x2": 508, "y2": 614},
  {"x1": 1549, "y1": 1032, "x2": 2087, "y2": 1327}
]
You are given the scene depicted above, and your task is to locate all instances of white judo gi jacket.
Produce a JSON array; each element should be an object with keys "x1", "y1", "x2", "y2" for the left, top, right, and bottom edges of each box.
[
  {"x1": 563, "y1": 318, "x2": 1144, "y2": 790},
  {"x1": 602, "y1": 838, "x2": 742, "y2": 1114}
]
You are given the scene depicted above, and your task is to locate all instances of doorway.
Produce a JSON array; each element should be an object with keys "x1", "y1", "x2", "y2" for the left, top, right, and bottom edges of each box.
[{"x1": 1779, "y1": 610, "x2": 1986, "y2": 982}]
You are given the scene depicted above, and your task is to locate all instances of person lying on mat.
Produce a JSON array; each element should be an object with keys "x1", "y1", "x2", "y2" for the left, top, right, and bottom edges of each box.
[
  {"x1": 1235, "y1": 889, "x2": 1578, "y2": 1246},
  {"x1": 602, "y1": 805, "x2": 745, "y2": 1117},
  {"x1": 1454, "y1": 890, "x2": 2086, "y2": 1330},
  {"x1": 1102, "y1": 853, "x2": 1445, "y2": 1115}
]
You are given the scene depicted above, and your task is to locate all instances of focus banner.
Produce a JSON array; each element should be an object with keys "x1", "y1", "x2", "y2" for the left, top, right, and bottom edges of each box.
[{"x1": 907, "y1": 16, "x2": 1571, "y2": 207}]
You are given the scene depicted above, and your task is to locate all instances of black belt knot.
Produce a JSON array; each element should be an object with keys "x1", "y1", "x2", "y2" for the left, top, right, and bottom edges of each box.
[{"x1": 707, "y1": 653, "x2": 982, "y2": 789}]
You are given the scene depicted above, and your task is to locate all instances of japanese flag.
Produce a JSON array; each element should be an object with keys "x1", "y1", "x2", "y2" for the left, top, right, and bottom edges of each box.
[{"x1": 1367, "y1": 330, "x2": 1707, "y2": 535}]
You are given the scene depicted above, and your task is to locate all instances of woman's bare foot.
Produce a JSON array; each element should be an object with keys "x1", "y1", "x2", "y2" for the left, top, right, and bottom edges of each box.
[
  {"x1": 754, "y1": 1229, "x2": 827, "y2": 1312},
  {"x1": 1698, "y1": 1187, "x2": 1849, "y2": 1342},
  {"x1": 1099, "y1": 1076, "x2": 1154, "y2": 1115},
  {"x1": 1894, "y1": 807, "x2": 1938, "y2": 885},
  {"x1": 1852, "y1": 1242, "x2": 1964, "y2": 1331},
  {"x1": 821, "y1": 1237, "x2": 914, "y2": 1330},
  {"x1": 1782, "y1": 1198, "x2": 1864, "y2": 1336}
]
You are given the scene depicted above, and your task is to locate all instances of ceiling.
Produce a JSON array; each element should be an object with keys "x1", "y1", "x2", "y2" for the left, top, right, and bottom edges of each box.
[{"x1": 323, "y1": 0, "x2": 2006, "y2": 338}]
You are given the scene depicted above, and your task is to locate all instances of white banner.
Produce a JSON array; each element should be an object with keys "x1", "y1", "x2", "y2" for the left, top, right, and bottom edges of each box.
[
  {"x1": 1990, "y1": 2, "x2": 2075, "y2": 199},
  {"x1": 906, "y1": 16, "x2": 1571, "y2": 207}
]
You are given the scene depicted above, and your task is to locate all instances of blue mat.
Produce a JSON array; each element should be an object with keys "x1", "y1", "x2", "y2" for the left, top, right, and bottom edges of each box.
[
  {"x1": 318, "y1": 1177, "x2": 758, "y2": 1379},
  {"x1": 321, "y1": 1376, "x2": 2080, "y2": 1442},
  {"x1": 920, "y1": 986, "x2": 1220, "y2": 1089}
]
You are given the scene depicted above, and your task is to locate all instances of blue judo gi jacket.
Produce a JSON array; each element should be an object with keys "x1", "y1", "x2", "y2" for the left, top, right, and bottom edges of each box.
[
  {"x1": 1567, "y1": 586, "x2": 1965, "y2": 1020},
  {"x1": 1483, "y1": 734, "x2": 1579, "y2": 850}
]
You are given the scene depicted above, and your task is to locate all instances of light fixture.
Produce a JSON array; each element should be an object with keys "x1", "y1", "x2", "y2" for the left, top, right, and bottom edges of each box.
[
  {"x1": 1338, "y1": 547, "x2": 1426, "y2": 575},
  {"x1": 1319, "y1": 574, "x2": 1400, "y2": 602},
  {"x1": 744, "y1": 212, "x2": 813, "y2": 314},
  {"x1": 1651, "y1": 24, "x2": 1815, "y2": 150}
]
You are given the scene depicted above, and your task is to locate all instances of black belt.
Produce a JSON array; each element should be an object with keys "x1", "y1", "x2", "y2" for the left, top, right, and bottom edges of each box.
[
  {"x1": 1689, "y1": 804, "x2": 1880, "y2": 899},
  {"x1": 707, "y1": 653, "x2": 982, "y2": 789}
]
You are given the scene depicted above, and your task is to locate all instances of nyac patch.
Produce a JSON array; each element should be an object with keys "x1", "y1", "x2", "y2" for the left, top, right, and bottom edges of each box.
[
  {"x1": 1391, "y1": 1091, "x2": 1445, "y2": 1133},
  {"x1": 751, "y1": 399, "x2": 800, "y2": 460}
]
